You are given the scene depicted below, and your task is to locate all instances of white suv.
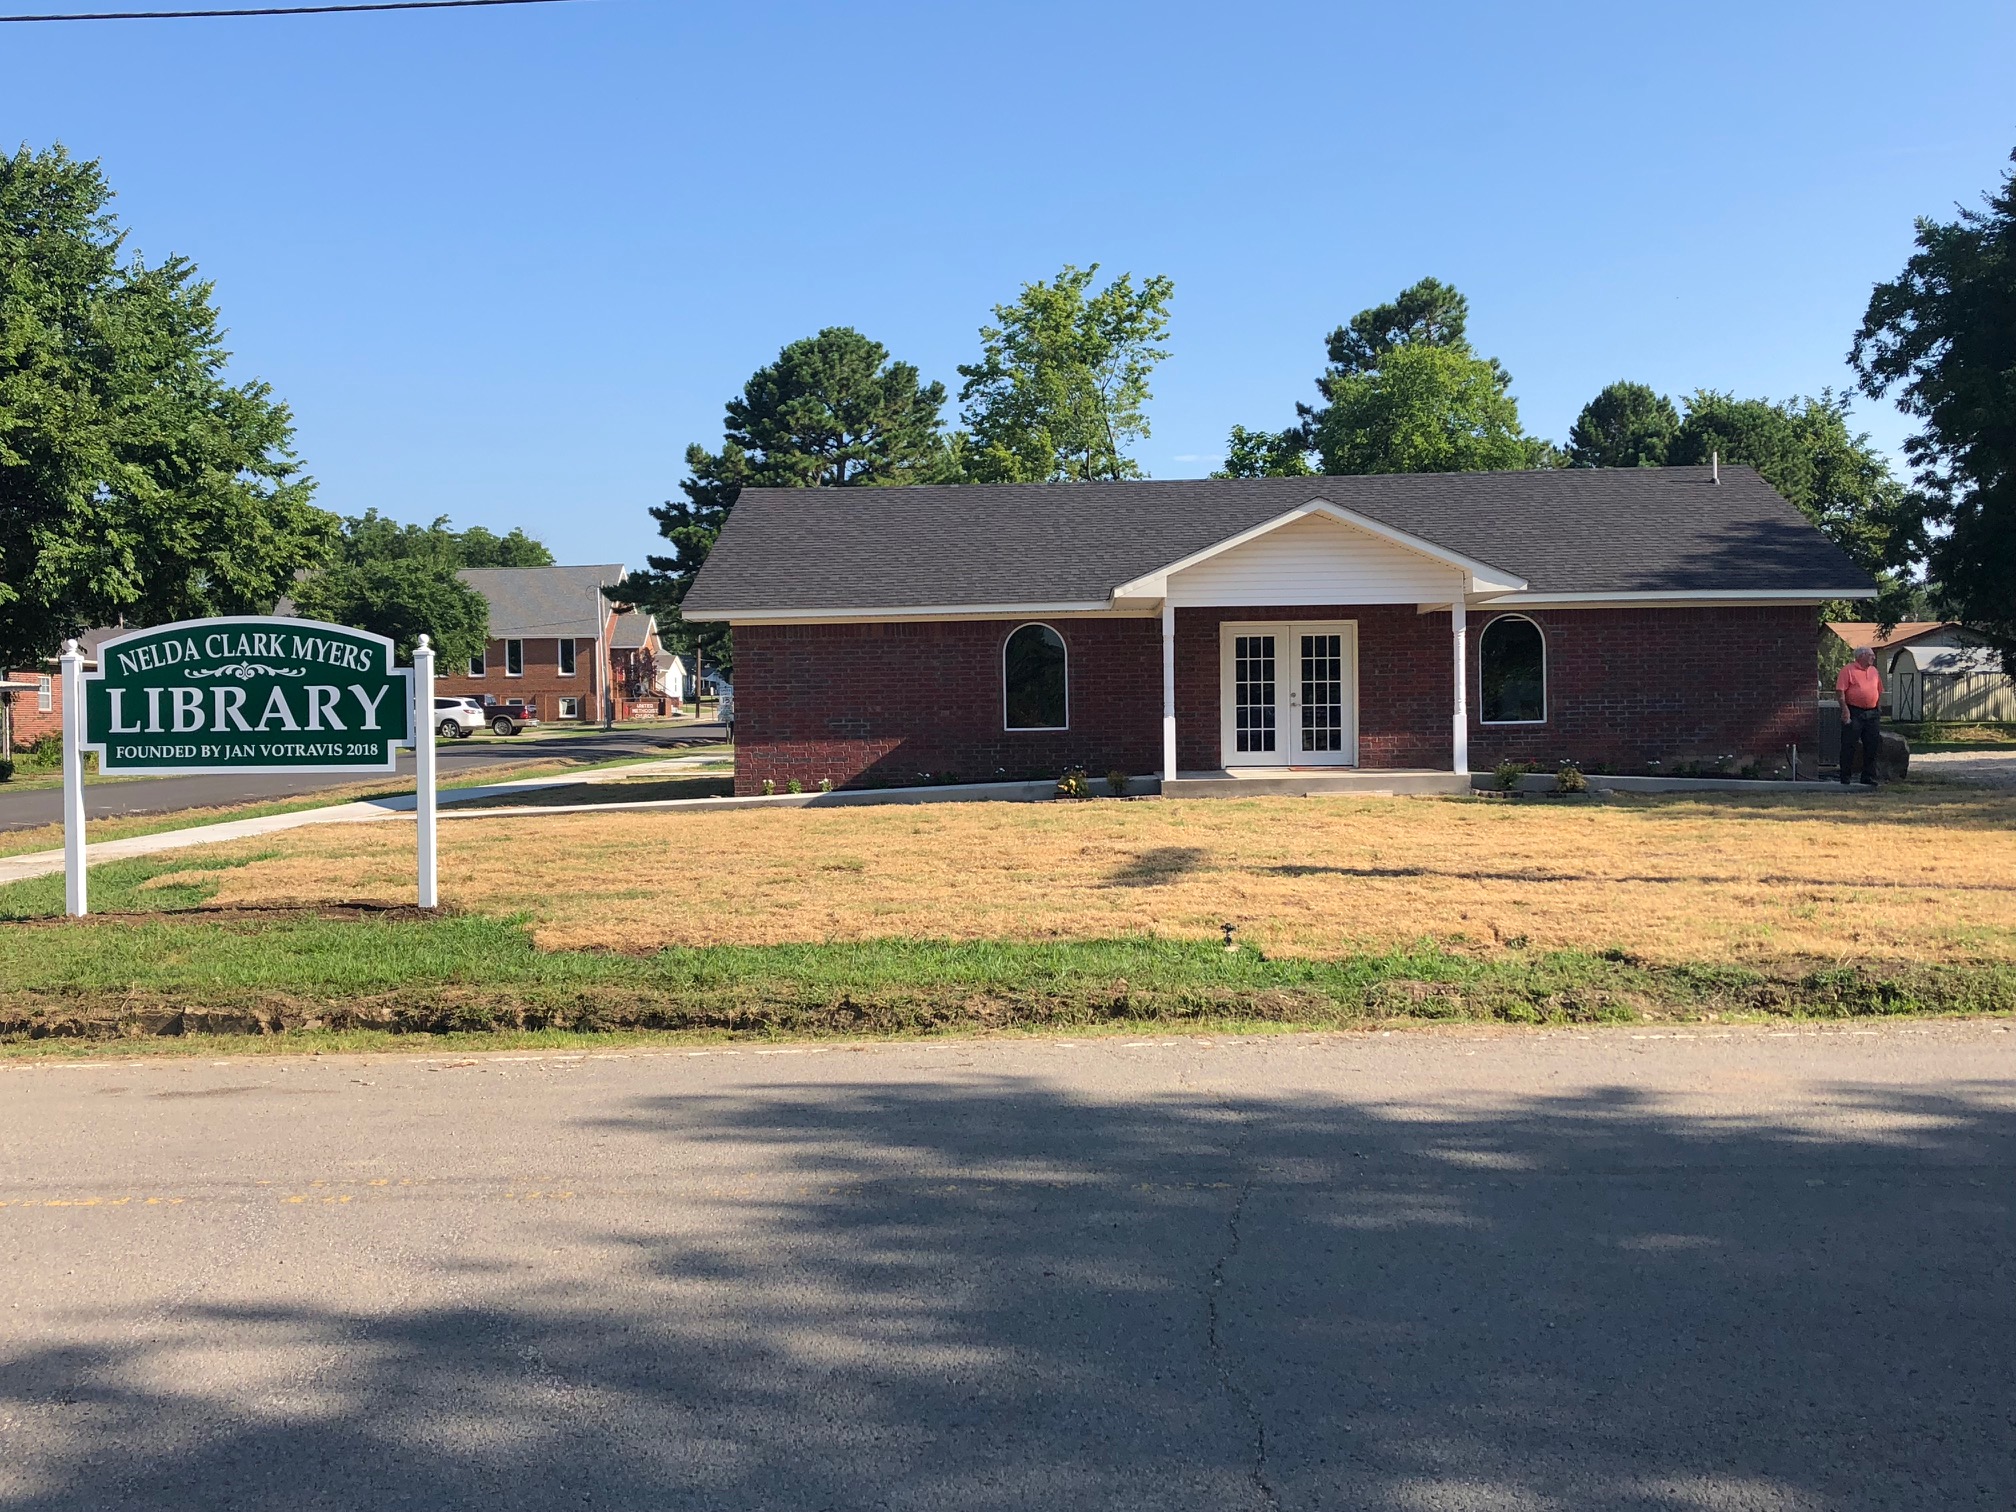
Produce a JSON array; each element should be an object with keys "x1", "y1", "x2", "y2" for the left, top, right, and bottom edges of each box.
[{"x1": 432, "y1": 697, "x2": 486, "y2": 739}]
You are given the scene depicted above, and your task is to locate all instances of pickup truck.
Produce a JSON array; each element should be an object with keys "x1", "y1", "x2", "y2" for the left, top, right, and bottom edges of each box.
[{"x1": 480, "y1": 700, "x2": 541, "y2": 736}]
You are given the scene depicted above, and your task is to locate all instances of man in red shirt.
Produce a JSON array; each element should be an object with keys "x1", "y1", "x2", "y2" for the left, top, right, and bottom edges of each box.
[{"x1": 1836, "y1": 646, "x2": 1884, "y2": 786}]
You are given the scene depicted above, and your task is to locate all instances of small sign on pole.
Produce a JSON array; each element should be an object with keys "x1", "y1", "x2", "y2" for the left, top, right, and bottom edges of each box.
[{"x1": 64, "y1": 616, "x2": 433, "y2": 919}]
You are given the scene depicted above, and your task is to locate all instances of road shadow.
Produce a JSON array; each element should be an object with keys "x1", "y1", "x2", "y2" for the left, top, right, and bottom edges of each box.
[{"x1": 3, "y1": 1074, "x2": 2012, "y2": 1510}]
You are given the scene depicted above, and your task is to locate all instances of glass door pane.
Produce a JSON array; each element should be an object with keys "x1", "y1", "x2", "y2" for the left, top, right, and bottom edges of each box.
[
  {"x1": 1299, "y1": 633, "x2": 1344, "y2": 754},
  {"x1": 1233, "y1": 633, "x2": 1277, "y2": 753}
]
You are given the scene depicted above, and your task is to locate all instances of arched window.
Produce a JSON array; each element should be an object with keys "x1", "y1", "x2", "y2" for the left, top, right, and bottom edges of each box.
[
  {"x1": 1003, "y1": 623, "x2": 1068, "y2": 730},
  {"x1": 1480, "y1": 615, "x2": 1545, "y2": 724}
]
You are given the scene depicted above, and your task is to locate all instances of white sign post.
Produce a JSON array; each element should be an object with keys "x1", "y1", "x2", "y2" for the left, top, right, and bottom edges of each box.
[
  {"x1": 60, "y1": 639, "x2": 87, "y2": 918},
  {"x1": 414, "y1": 634, "x2": 438, "y2": 909},
  {"x1": 62, "y1": 617, "x2": 437, "y2": 919}
]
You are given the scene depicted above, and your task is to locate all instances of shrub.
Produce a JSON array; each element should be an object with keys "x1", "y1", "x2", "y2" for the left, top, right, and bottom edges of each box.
[
  {"x1": 818, "y1": 777, "x2": 834, "y2": 793},
  {"x1": 761, "y1": 778, "x2": 776, "y2": 796},
  {"x1": 1055, "y1": 767, "x2": 1092, "y2": 800},
  {"x1": 12, "y1": 734, "x2": 65, "y2": 775},
  {"x1": 786, "y1": 778, "x2": 804, "y2": 794},
  {"x1": 1493, "y1": 758, "x2": 1534, "y2": 791},
  {"x1": 1555, "y1": 762, "x2": 1587, "y2": 794},
  {"x1": 1105, "y1": 768, "x2": 1129, "y2": 797},
  {"x1": 0, "y1": 758, "x2": 11, "y2": 783}
]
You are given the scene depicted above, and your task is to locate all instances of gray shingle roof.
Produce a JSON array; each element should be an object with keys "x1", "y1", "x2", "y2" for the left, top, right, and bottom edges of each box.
[
  {"x1": 459, "y1": 565, "x2": 624, "y2": 638},
  {"x1": 682, "y1": 467, "x2": 1874, "y2": 615},
  {"x1": 610, "y1": 609, "x2": 658, "y2": 649}
]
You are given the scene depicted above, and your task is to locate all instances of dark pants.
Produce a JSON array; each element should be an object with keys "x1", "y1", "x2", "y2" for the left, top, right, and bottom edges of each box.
[{"x1": 1841, "y1": 706, "x2": 1882, "y2": 783}]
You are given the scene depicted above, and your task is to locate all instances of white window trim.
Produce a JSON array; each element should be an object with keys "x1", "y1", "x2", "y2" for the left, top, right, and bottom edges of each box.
[
  {"x1": 38, "y1": 674, "x2": 53, "y2": 713},
  {"x1": 1002, "y1": 622, "x2": 1069, "y2": 732},
  {"x1": 468, "y1": 649, "x2": 487, "y2": 677},
  {"x1": 505, "y1": 639, "x2": 524, "y2": 677},
  {"x1": 557, "y1": 696, "x2": 581, "y2": 719},
  {"x1": 558, "y1": 639, "x2": 578, "y2": 676},
  {"x1": 1478, "y1": 613, "x2": 1547, "y2": 726}
]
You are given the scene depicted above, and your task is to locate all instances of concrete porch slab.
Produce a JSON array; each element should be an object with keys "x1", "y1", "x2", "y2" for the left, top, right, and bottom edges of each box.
[{"x1": 1163, "y1": 770, "x2": 1468, "y2": 798}]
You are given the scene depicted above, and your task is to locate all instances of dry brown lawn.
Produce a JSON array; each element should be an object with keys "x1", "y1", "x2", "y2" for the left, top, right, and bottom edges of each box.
[{"x1": 156, "y1": 786, "x2": 2016, "y2": 965}]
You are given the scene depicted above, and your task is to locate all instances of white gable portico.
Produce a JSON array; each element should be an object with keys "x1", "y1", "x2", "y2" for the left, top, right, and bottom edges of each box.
[{"x1": 1111, "y1": 502, "x2": 1528, "y2": 785}]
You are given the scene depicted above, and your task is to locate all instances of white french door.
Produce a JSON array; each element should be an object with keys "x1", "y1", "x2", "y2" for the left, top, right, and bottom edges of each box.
[{"x1": 1219, "y1": 621, "x2": 1357, "y2": 768}]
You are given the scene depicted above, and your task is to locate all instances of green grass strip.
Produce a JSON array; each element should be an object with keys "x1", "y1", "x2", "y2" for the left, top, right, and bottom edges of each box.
[{"x1": 3, "y1": 906, "x2": 2011, "y2": 1049}]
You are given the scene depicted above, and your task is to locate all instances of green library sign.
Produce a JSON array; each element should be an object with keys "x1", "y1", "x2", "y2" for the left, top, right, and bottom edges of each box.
[{"x1": 80, "y1": 617, "x2": 413, "y2": 774}]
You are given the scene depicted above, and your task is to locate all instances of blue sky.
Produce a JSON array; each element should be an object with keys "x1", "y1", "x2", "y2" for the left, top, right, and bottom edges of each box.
[{"x1": 7, "y1": 0, "x2": 2014, "y2": 566}]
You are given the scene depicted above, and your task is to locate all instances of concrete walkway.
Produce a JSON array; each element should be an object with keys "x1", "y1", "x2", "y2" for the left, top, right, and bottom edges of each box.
[
  {"x1": 0, "y1": 756, "x2": 732, "y2": 885},
  {"x1": 0, "y1": 726, "x2": 725, "y2": 833},
  {"x1": 1908, "y1": 748, "x2": 2016, "y2": 789}
]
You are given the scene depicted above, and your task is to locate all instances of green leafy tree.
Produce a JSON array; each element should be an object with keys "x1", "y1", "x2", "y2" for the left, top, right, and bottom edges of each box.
[
  {"x1": 1567, "y1": 381, "x2": 1679, "y2": 468},
  {"x1": 957, "y1": 264, "x2": 1175, "y2": 482},
  {"x1": 286, "y1": 510, "x2": 553, "y2": 664},
  {"x1": 625, "y1": 327, "x2": 951, "y2": 669},
  {"x1": 1852, "y1": 148, "x2": 2016, "y2": 672},
  {"x1": 1316, "y1": 275, "x2": 1476, "y2": 385},
  {"x1": 1314, "y1": 342, "x2": 1549, "y2": 475},
  {"x1": 326, "y1": 509, "x2": 554, "y2": 569},
  {"x1": 291, "y1": 558, "x2": 490, "y2": 667},
  {"x1": 0, "y1": 144, "x2": 333, "y2": 672},
  {"x1": 1296, "y1": 278, "x2": 1553, "y2": 475},
  {"x1": 1213, "y1": 424, "x2": 1315, "y2": 478},
  {"x1": 1669, "y1": 390, "x2": 1918, "y2": 621}
]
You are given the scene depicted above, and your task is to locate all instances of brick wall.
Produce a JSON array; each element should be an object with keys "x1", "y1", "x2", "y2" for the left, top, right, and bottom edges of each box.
[
  {"x1": 732, "y1": 605, "x2": 1820, "y2": 791},
  {"x1": 731, "y1": 618, "x2": 1162, "y2": 794},
  {"x1": 433, "y1": 636, "x2": 602, "y2": 721},
  {"x1": 1466, "y1": 606, "x2": 1816, "y2": 773},
  {"x1": 3, "y1": 669, "x2": 61, "y2": 748}
]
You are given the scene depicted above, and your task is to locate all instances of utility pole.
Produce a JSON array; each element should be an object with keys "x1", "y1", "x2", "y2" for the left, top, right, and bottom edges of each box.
[{"x1": 596, "y1": 581, "x2": 613, "y2": 730}]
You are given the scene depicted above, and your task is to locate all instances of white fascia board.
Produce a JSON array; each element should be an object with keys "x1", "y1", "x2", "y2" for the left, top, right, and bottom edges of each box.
[
  {"x1": 1110, "y1": 499, "x2": 1527, "y2": 598},
  {"x1": 698, "y1": 600, "x2": 1125, "y2": 625},
  {"x1": 1474, "y1": 588, "x2": 1877, "y2": 606}
]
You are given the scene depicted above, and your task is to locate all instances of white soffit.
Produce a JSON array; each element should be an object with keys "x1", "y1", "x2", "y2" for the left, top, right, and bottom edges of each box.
[{"x1": 1126, "y1": 504, "x2": 1525, "y2": 606}]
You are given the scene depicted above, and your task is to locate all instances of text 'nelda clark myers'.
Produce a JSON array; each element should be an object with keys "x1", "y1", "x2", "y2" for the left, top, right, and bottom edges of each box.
[{"x1": 113, "y1": 630, "x2": 379, "y2": 676}]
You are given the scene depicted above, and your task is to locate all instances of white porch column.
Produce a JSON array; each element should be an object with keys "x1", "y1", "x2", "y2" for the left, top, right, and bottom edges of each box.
[
  {"x1": 1451, "y1": 598, "x2": 1469, "y2": 777},
  {"x1": 1160, "y1": 599, "x2": 1177, "y2": 784}
]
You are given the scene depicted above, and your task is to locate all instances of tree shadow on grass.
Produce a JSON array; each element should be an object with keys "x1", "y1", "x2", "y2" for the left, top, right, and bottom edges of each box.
[
  {"x1": 1263, "y1": 861, "x2": 2016, "y2": 893},
  {"x1": 3, "y1": 1074, "x2": 2013, "y2": 1510},
  {"x1": 1604, "y1": 787, "x2": 2016, "y2": 832},
  {"x1": 1104, "y1": 846, "x2": 1211, "y2": 888}
]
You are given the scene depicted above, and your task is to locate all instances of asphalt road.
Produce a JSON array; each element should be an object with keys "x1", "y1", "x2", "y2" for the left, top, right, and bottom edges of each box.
[
  {"x1": 0, "y1": 725, "x2": 726, "y2": 833},
  {"x1": 2, "y1": 1023, "x2": 2011, "y2": 1511}
]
